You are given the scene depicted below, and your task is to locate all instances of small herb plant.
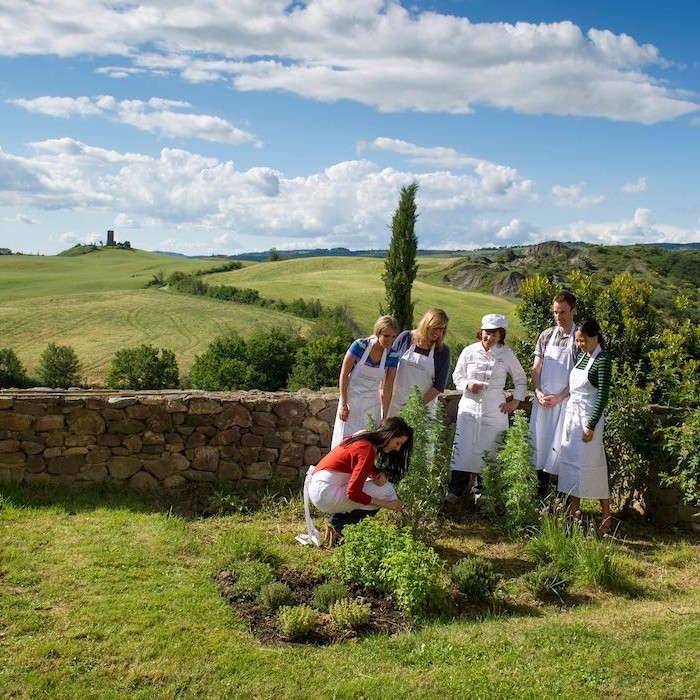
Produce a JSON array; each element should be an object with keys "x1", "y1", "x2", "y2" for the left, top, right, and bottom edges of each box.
[
  {"x1": 312, "y1": 581, "x2": 349, "y2": 612},
  {"x1": 450, "y1": 556, "x2": 502, "y2": 602},
  {"x1": 257, "y1": 582, "x2": 293, "y2": 613},
  {"x1": 277, "y1": 605, "x2": 318, "y2": 640},
  {"x1": 328, "y1": 599, "x2": 371, "y2": 631}
]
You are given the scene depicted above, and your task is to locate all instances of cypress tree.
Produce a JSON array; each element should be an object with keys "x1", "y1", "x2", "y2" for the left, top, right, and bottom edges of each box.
[{"x1": 382, "y1": 182, "x2": 419, "y2": 331}]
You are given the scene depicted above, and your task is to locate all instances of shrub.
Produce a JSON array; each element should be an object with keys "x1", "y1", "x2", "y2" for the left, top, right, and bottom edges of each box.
[
  {"x1": 37, "y1": 342, "x2": 82, "y2": 388},
  {"x1": 244, "y1": 326, "x2": 304, "y2": 391},
  {"x1": 257, "y1": 582, "x2": 293, "y2": 613},
  {"x1": 106, "y1": 344, "x2": 179, "y2": 389},
  {"x1": 287, "y1": 335, "x2": 349, "y2": 390},
  {"x1": 481, "y1": 410, "x2": 538, "y2": 536},
  {"x1": 277, "y1": 605, "x2": 318, "y2": 640},
  {"x1": 0, "y1": 348, "x2": 28, "y2": 388},
  {"x1": 662, "y1": 408, "x2": 700, "y2": 506},
  {"x1": 397, "y1": 386, "x2": 452, "y2": 536},
  {"x1": 188, "y1": 331, "x2": 249, "y2": 391},
  {"x1": 329, "y1": 599, "x2": 371, "y2": 631},
  {"x1": 329, "y1": 517, "x2": 447, "y2": 620},
  {"x1": 450, "y1": 556, "x2": 501, "y2": 602},
  {"x1": 311, "y1": 580, "x2": 349, "y2": 612},
  {"x1": 232, "y1": 560, "x2": 276, "y2": 598}
]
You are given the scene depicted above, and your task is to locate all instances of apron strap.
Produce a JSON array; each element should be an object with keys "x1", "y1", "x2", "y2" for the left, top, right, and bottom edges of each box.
[{"x1": 295, "y1": 466, "x2": 323, "y2": 547}]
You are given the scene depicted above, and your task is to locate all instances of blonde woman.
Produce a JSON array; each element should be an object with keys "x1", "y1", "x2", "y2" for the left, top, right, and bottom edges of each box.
[
  {"x1": 387, "y1": 308, "x2": 451, "y2": 417},
  {"x1": 331, "y1": 315, "x2": 400, "y2": 448}
]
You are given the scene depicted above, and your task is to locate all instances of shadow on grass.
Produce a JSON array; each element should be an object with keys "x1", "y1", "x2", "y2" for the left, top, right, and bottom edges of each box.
[{"x1": 0, "y1": 480, "x2": 300, "y2": 520}]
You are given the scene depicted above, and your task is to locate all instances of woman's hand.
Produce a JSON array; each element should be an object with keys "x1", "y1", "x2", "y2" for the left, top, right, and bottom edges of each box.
[
  {"x1": 373, "y1": 471, "x2": 388, "y2": 487},
  {"x1": 467, "y1": 382, "x2": 483, "y2": 394},
  {"x1": 582, "y1": 427, "x2": 594, "y2": 442},
  {"x1": 384, "y1": 499, "x2": 403, "y2": 512},
  {"x1": 339, "y1": 402, "x2": 349, "y2": 421},
  {"x1": 499, "y1": 399, "x2": 520, "y2": 414}
]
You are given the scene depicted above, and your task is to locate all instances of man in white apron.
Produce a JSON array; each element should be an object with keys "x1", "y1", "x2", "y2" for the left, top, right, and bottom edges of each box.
[
  {"x1": 331, "y1": 339, "x2": 388, "y2": 448},
  {"x1": 529, "y1": 292, "x2": 577, "y2": 498}
]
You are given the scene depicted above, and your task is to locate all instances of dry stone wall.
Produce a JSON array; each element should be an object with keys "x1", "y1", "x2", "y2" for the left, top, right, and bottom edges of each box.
[{"x1": 0, "y1": 389, "x2": 461, "y2": 492}]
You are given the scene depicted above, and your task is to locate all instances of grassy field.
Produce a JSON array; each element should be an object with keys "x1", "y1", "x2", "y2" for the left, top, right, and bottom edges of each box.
[
  {"x1": 1, "y1": 250, "x2": 521, "y2": 386},
  {"x1": 1, "y1": 485, "x2": 698, "y2": 699}
]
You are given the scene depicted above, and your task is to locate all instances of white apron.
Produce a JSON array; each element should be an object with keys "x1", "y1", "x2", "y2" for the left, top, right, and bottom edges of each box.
[
  {"x1": 530, "y1": 328, "x2": 576, "y2": 471},
  {"x1": 450, "y1": 349, "x2": 509, "y2": 474},
  {"x1": 553, "y1": 347, "x2": 609, "y2": 499},
  {"x1": 331, "y1": 340, "x2": 387, "y2": 448},
  {"x1": 387, "y1": 343, "x2": 435, "y2": 417},
  {"x1": 296, "y1": 464, "x2": 398, "y2": 547}
]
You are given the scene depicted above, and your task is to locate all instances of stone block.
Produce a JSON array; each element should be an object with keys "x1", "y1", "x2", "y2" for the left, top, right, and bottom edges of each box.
[
  {"x1": 86, "y1": 446, "x2": 112, "y2": 465},
  {"x1": 186, "y1": 432, "x2": 208, "y2": 449},
  {"x1": 76, "y1": 466, "x2": 109, "y2": 482},
  {"x1": 130, "y1": 471, "x2": 159, "y2": 491},
  {"x1": 182, "y1": 469, "x2": 216, "y2": 482},
  {"x1": 108, "y1": 419, "x2": 146, "y2": 434},
  {"x1": 219, "y1": 445, "x2": 241, "y2": 461},
  {"x1": 307, "y1": 397, "x2": 327, "y2": 415},
  {"x1": 169, "y1": 453, "x2": 190, "y2": 472},
  {"x1": 193, "y1": 446, "x2": 219, "y2": 472},
  {"x1": 241, "y1": 433, "x2": 263, "y2": 448},
  {"x1": 34, "y1": 414, "x2": 65, "y2": 432},
  {"x1": 45, "y1": 432, "x2": 68, "y2": 447},
  {"x1": 163, "y1": 474, "x2": 187, "y2": 490},
  {"x1": 125, "y1": 404, "x2": 151, "y2": 420},
  {"x1": 165, "y1": 399, "x2": 188, "y2": 413},
  {"x1": 217, "y1": 460, "x2": 243, "y2": 481},
  {"x1": 67, "y1": 409, "x2": 106, "y2": 435},
  {"x1": 108, "y1": 456, "x2": 141, "y2": 479},
  {"x1": 43, "y1": 447, "x2": 62, "y2": 459},
  {"x1": 210, "y1": 427, "x2": 241, "y2": 446},
  {"x1": 64, "y1": 447, "x2": 89, "y2": 457},
  {"x1": 189, "y1": 399, "x2": 223, "y2": 415},
  {"x1": 143, "y1": 456, "x2": 174, "y2": 480},
  {"x1": 142, "y1": 430, "x2": 165, "y2": 445},
  {"x1": 107, "y1": 397, "x2": 138, "y2": 408},
  {"x1": 24, "y1": 472, "x2": 53, "y2": 486},
  {"x1": 244, "y1": 461, "x2": 272, "y2": 480},
  {"x1": 21, "y1": 441, "x2": 44, "y2": 455},
  {"x1": 48, "y1": 455, "x2": 83, "y2": 475},
  {"x1": 25, "y1": 455, "x2": 46, "y2": 473},
  {"x1": 274, "y1": 399, "x2": 306, "y2": 425},
  {"x1": 304, "y1": 445, "x2": 323, "y2": 465},
  {"x1": 146, "y1": 412, "x2": 172, "y2": 432},
  {"x1": 251, "y1": 411, "x2": 277, "y2": 429},
  {"x1": 98, "y1": 433, "x2": 122, "y2": 447},
  {"x1": 123, "y1": 435, "x2": 143, "y2": 453},
  {"x1": 0, "y1": 452, "x2": 26, "y2": 467},
  {"x1": 0, "y1": 398, "x2": 13, "y2": 409},
  {"x1": 278, "y1": 442, "x2": 304, "y2": 467},
  {"x1": 262, "y1": 434, "x2": 283, "y2": 449},
  {"x1": 65, "y1": 435, "x2": 96, "y2": 447},
  {"x1": 216, "y1": 404, "x2": 252, "y2": 429},
  {"x1": 0, "y1": 413, "x2": 33, "y2": 431},
  {"x1": 0, "y1": 439, "x2": 21, "y2": 452}
]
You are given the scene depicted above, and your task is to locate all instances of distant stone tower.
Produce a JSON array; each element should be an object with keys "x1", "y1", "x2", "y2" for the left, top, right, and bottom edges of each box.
[{"x1": 106, "y1": 230, "x2": 115, "y2": 246}]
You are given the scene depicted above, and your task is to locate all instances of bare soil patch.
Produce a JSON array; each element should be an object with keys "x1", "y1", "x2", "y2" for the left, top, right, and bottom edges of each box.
[{"x1": 216, "y1": 566, "x2": 412, "y2": 645}]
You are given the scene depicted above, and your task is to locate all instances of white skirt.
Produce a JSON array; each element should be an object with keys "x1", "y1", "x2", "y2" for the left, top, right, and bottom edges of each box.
[{"x1": 308, "y1": 468, "x2": 397, "y2": 513}]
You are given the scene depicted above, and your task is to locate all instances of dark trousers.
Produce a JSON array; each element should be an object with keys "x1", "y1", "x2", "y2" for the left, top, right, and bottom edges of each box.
[
  {"x1": 329, "y1": 508, "x2": 378, "y2": 534},
  {"x1": 536, "y1": 469, "x2": 556, "y2": 501},
  {"x1": 448, "y1": 471, "x2": 482, "y2": 497}
]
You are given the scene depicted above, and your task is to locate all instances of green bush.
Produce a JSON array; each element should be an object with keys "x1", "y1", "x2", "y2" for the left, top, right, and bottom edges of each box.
[
  {"x1": 662, "y1": 408, "x2": 700, "y2": 506},
  {"x1": 329, "y1": 599, "x2": 371, "y2": 631},
  {"x1": 397, "y1": 386, "x2": 452, "y2": 536},
  {"x1": 287, "y1": 335, "x2": 349, "y2": 390},
  {"x1": 232, "y1": 560, "x2": 276, "y2": 598},
  {"x1": 257, "y1": 582, "x2": 293, "y2": 613},
  {"x1": 311, "y1": 581, "x2": 349, "y2": 612},
  {"x1": 450, "y1": 556, "x2": 501, "y2": 602},
  {"x1": 188, "y1": 331, "x2": 249, "y2": 391},
  {"x1": 0, "y1": 348, "x2": 28, "y2": 388},
  {"x1": 106, "y1": 344, "x2": 179, "y2": 389},
  {"x1": 277, "y1": 605, "x2": 318, "y2": 640},
  {"x1": 481, "y1": 410, "x2": 538, "y2": 536},
  {"x1": 329, "y1": 518, "x2": 447, "y2": 620},
  {"x1": 37, "y1": 342, "x2": 82, "y2": 388}
]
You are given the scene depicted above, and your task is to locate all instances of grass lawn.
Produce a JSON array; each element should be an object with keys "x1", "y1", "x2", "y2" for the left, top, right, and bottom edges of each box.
[
  {"x1": 1, "y1": 250, "x2": 521, "y2": 386},
  {"x1": 1, "y1": 485, "x2": 699, "y2": 699}
]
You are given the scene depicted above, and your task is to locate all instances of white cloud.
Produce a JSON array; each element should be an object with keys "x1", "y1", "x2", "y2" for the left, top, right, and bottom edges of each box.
[
  {"x1": 0, "y1": 2, "x2": 696, "y2": 123},
  {"x1": 9, "y1": 95, "x2": 260, "y2": 146},
  {"x1": 622, "y1": 177, "x2": 648, "y2": 193},
  {"x1": 551, "y1": 183, "x2": 604, "y2": 209}
]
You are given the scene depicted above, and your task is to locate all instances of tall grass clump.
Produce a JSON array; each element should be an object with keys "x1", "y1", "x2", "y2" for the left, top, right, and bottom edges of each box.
[
  {"x1": 525, "y1": 503, "x2": 628, "y2": 592},
  {"x1": 481, "y1": 410, "x2": 538, "y2": 536},
  {"x1": 397, "y1": 386, "x2": 452, "y2": 537}
]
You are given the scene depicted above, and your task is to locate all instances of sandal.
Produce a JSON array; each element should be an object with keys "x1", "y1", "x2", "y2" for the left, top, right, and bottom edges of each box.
[{"x1": 323, "y1": 524, "x2": 343, "y2": 548}]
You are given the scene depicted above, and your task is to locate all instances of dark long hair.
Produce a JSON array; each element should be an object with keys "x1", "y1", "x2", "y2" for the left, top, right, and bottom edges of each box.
[
  {"x1": 342, "y1": 416, "x2": 413, "y2": 483},
  {"x1": 577, "y1": 318, "x2": 605, "y2": 349}
]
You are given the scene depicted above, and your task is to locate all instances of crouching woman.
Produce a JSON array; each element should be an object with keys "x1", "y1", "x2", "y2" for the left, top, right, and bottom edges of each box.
[{"x1": 298, "y1": 417, "x2": 413, "y2": 546}]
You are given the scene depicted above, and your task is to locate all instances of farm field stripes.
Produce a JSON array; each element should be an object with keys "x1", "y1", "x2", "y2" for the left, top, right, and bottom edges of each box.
[{"x1": 0, "y1": 290, "x2": 308, "y2": 385}]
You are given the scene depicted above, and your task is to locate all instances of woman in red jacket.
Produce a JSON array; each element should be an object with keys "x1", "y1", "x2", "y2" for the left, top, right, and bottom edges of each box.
[{"x1": 301, "y1": 417, "x2": 413, "y2": 543}]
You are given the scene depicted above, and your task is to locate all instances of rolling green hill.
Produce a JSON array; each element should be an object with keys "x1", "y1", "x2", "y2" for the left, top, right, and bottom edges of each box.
[{"x1": 1, "y1": 249, "x2": 517, "y2": 386}]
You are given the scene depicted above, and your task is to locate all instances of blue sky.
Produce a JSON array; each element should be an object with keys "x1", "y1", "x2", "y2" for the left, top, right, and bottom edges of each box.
[{"x1": 1, "y1": 0, "x2": 699, "y2": 256}]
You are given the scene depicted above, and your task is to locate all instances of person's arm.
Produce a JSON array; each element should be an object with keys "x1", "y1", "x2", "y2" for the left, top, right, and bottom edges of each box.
[
  {"x1": 500, "y1": 350, "x2": 527, "y2": 414},
  {"x1": 586, "y1": 354, "x2": 612, "y2": 431},
  {"x1": 337, "y1": 350, "x2": 358, "y2": 422},
  {"x1": 345, "y1": 443, "x2": 402, "y2": 511},
  {"x1": 532, "y1": 355, "x2": 545, "y2": 404},
  {"x1": 381, "y1": 367, "x2": 396, "y2": 418}
]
